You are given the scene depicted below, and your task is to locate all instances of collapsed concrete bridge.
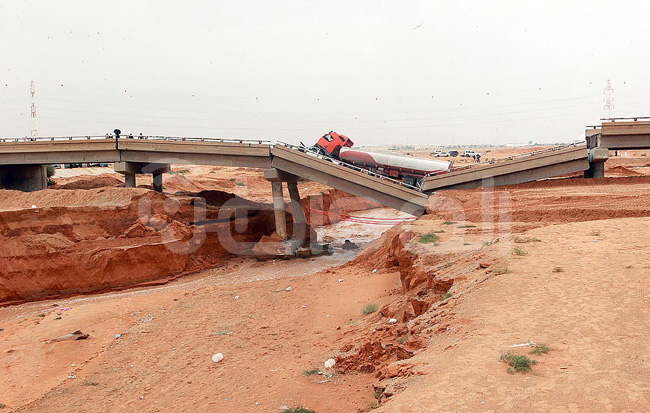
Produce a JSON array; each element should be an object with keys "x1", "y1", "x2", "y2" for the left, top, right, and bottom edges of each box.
[{"x1": 1, "y1": 117, "x2": 648, "y2": 225}]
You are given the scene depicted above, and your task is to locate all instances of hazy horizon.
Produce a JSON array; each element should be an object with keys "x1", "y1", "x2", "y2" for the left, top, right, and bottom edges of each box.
[{"x1": 2, "y1": 1, "x2": 649, "y2": 146}]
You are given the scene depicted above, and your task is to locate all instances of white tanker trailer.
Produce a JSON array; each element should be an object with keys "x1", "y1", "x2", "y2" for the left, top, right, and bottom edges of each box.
[{"x1": 339, "y1": 149, "x2": 452, "y2": 186}]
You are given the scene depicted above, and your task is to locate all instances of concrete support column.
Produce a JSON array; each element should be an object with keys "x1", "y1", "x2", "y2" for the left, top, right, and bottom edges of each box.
[
  {"x1": 0, "y1": 165, "x2": 47, "y2": 191},
  {"x1": 124, "y1": 174, "x2": 136, "y2": 188},
  {"x1": 152, "y1": 172, "x2": 163, "y2": 193},
  {"x1": 585, "y1": 147, "x2": 609, "y2": 179},
  {"x1": 271, "y1": 181, "x2": 288, "y2": 240},
  {"x1": 584, "y1": 162, "x2": 605, "y2": 179},
  {"x1": 115, "y1": 162, "x2": 170, "y2": 191},
  {"x1": 287, "y1": 181, "x2": 308, "y2": 246},
  {"x1": 286, "y1": 181, "x2": 306, "y2": 225}
]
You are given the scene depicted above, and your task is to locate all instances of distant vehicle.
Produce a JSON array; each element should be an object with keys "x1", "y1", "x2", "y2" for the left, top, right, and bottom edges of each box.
[
  {"x1": 430, "y1": 150, "x2": 443, "y2": 156},
  {"x1": 461, "y1": 150, "x2": 480, "y2": 158},
  {"x1": 448, "y1": 150, "x2": 459, "y2": 157},
  {"x1": 435, "y1": 152, "x2": 450, "y2": 157}
]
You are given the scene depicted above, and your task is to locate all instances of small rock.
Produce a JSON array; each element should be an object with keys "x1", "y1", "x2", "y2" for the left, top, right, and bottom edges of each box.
[
  {"x1": 338, "y1": 278, "x2": 344, "y2": 283},
  {"x1": 234, "y1": 296, "x2": 239, "y2": 300},
  {"x1": 285, "y1": 287, "x2": 292, "y2": 292},
  {"x1": 212, "y1": 353, "x2": 224, "y2": 363},
  {"x1": 372, "y1": 269, "x2": 377, "y2": 274},
  {"x1": 68, "y1": 375, "x2": 76, "y2": 379},
  {"x1": 342, "y1": 240, "x2": 359, "y2": 250},
  {"x1": 324, "y1": 358, "x2": 336, "y2": 369},
  {"x1": 302, "y1": 305, "x2": 307, "y2": 308},
  {"x1": 388, "y1": 318, "x2": 398, "y2": 324},
  {"x1": 115, "y1": 334, "x2": 122, "y2": 339}
]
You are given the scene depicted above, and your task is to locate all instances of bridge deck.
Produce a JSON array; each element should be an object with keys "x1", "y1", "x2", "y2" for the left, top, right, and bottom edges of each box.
[
  {"x1": 599, "y1": 120, "x2": 650, "y2": 150},
  {"x1": 421, "y1": 145, "x2": 589, "y2": 192},
  {"x1": 0, "y1": 139, "x2": 272, "y2": 167},
  {"x1": 0, "y1": 138, "x2": 603, "y2": 216}
]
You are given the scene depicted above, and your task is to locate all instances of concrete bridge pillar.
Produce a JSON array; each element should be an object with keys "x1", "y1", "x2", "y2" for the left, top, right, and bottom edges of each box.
[
  {"x1": 585, "y1": 148, "x2": 609, "y2": 179},
  {"x1": 124, "y1": 173, "x2": 136, "y2": 188},
  {"x1": 153, "y1": 172, "x2": 163, "y2": 193},
  {"x1": 287, "y1": 181, "x2": 307, "y2": 242},
  {"x1": 0, "y1": 165, "x2": 47, "y2": 191},
  {"x1": 271, "y1": 181, "x2": 288, "y2": 240},
  {"x1": 114, "y1": 162, "x2": 170, "y2": 192},
  {"x1": 264, "y1": 168, "x2": 304, "y2": 241}
]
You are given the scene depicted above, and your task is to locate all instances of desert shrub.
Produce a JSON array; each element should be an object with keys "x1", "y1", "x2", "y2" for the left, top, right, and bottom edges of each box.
[
  {"x1": 418, "y1": 232, "x2": 440, "y2": 243},
  {"x1": 529, "y1": 343, "x2": 552, "y2": 355},
  {"x1": 512, "y1": 247, "x2": 528, "y2": 256},
  {"x1": 500, "y1": 352, "x2": 536, "y2": 373},
  {"x1": 514, "y1": 237, "x2": 541, "y2": 243},
  {"x1": 362, "y1": 303, "x2": 378, "y2": 314}
]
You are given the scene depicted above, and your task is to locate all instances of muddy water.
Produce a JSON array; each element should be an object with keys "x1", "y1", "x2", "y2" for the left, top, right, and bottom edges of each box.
[{"x1": 0, "y1": 207, "x2": 408, "y2": 316}]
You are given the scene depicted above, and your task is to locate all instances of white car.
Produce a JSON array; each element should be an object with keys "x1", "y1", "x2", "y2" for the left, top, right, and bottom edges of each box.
[
  {"x1": 461, "y1": 151, "x2": 480, "y2": 158},
  {"x1": 435, "y1": 152, "x2": 450, "y2": 157}
]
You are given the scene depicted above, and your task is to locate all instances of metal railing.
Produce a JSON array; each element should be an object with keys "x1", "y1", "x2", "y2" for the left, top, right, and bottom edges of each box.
[
  {"x1": 275, "y1": 142, "x2": 421, "y2": 191},
  {"x1": 0, "y1": 135, "x2": 271, "y2": 144},
  {"x1": 601, "y1": 116, "x2": 650, "y2": 122}
]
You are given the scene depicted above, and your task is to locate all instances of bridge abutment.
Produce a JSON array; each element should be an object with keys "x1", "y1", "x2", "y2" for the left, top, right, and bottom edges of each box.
[{"x1": 0, "y1": 165, "x2": 47, "y2": 191}]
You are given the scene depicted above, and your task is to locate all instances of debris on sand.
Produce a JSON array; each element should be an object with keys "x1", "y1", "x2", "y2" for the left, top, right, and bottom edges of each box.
[
  {"x1": 324, "y1": 359, "x2": 336, "y2": 369},
  {"x1": 212, "y1": 353, "x2": 224, "y2": 363},
  {"x1": 46, "y1": 330, "x2": 89, "y2": 344}
]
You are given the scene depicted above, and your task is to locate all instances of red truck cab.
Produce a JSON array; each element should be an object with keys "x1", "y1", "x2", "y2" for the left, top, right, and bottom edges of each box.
[{"x1": 314, "y1": 132, "x2": 354, "y2": 157}]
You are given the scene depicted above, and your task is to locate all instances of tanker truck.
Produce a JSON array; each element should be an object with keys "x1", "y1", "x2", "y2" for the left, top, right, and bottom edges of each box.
[{"x1": 308, "y1": 131, "x2": 452, "y2": 187}]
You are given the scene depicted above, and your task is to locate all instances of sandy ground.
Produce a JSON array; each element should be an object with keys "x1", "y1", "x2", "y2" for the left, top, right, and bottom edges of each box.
[
  {"x1": 0, "y1": 208, "x2": 408, "y2": 412},
  {"x1": 380, "y1": 217, "x2": 650, "y2": 412},
  {"x1": 3, "y1": 151, "x2": 650, "y2": 412}
]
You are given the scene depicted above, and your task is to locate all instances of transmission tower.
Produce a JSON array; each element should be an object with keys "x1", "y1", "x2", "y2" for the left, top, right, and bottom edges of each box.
[
  {"x1": 603, "y1": 79, "x2": 614, "y2": 116},
  {"x1": 30, "y1": 80, "x2": 38, "y2": 139}
]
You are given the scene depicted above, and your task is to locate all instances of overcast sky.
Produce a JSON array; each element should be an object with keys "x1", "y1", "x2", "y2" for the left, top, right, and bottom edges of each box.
[{"x1": 1, "y1": 1, "x2": 649, "y2": 146}]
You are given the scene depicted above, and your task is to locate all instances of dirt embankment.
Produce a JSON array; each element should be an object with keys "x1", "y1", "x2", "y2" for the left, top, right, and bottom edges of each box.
[
  {"x1": 0, "y1": 188, "x2": 276, "y2": 305},
  {"x1": 0, "y1": 180, "x2": 380, "y2": 305},
  {"x1": 323, "y1": 219, "x2": 493, "y2": 394},
  {"x1": 426, "y1": 176, "x2": 650, "y2": 227}
]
